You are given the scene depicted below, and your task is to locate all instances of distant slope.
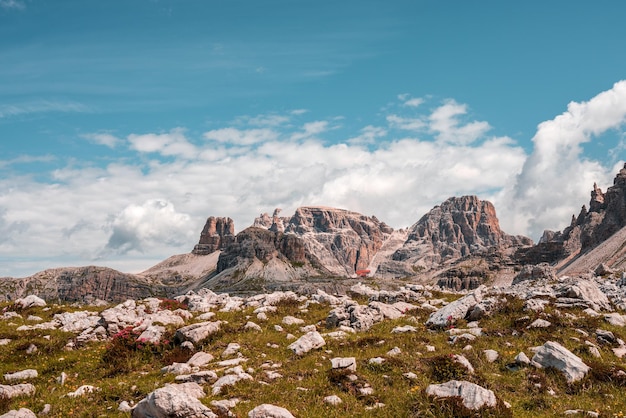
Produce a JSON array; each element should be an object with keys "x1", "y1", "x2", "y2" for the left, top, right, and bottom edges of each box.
[{"x1": 560, "y1": 224, "x2": 626, "y2": 275}]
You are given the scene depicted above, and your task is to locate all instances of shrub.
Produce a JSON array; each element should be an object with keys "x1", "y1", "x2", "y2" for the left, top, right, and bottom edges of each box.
[
  {"x1": 158, "y1": 298, "x2": 188, "y2": 311},
  {"x1": 426, "y1": 355, "x2": 471, "y2": 382}
]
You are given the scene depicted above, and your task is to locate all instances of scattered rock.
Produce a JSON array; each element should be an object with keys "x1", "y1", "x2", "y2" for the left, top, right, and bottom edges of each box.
[
  {"x1": 288, "y1": 331, "x2": 325, "y2": 355},
  {"x1": 0, "y1": 409, "x2": 37, "y2": 418},
  {"x1": 132, "y1": 382, "x2": 217, "y2": 418},
  {"x1": 426, "y1": 380, "x2": 497, "y2": 410},
  {"x1": 0, "y1": 383, "x2": 36, "y2": 398},
  {"x1": 14, "y1": 295, "x2": 46, "y2": 309},
  {"x1": 248, "y1": 404, "x2": 295, "y2": 418},
  {"x1": 3, "y1": 369, "x2": 38, "y2": 382},
  {"x1": 531, "y1": 341, "x2": 590, "y2": 382}
]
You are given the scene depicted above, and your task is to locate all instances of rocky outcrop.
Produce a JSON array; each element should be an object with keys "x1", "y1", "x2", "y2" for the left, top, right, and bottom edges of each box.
[
  {"x1": 378, "y1": 196, "x2": 532, "y2": 276},
  {"x1": 518, "y1": 164, "x2": 626, "y2": 268},
  {"x1": 0, "y1": 266, "x2": 166, "y2": 303},
  {"x1": 192, "y1": 217, "x2": 235, "y2": 255}
]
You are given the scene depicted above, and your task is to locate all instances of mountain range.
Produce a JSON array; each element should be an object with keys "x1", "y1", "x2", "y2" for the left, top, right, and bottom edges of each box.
[{"x1": 4, "y1": 164, "x2": 626, "y2": 302}]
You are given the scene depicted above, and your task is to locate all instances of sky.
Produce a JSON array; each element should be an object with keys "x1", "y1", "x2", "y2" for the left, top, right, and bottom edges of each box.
[{"x1": 1, "y1": 0, "x2": 626, "y2": 278}]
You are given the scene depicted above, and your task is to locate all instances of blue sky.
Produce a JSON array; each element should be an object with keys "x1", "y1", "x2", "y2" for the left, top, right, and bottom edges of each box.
[{"x1": 1, "y1": 0, "x2": 626, "y2": 277}]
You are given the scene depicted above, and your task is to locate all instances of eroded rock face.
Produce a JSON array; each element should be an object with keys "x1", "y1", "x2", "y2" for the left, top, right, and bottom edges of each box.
[
  {"x1": 519, "y1": 164, "x2": 626, "y2": 265},
  {"x1": 192, "y1": 217, "x2": 235, "y2": 255},
  {"x1": 381, "y1": 196, "x2": 532, "y2": 273}
]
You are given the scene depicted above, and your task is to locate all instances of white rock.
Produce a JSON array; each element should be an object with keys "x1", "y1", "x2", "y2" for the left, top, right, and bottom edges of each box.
[
  {"x1": 515, "y1": 352, "x2": 531, "y2": 365},
  {"x1": 132, "y1": 382, "x2": 216, "y2": 418},
  {"x1": 452, "y1": 354, "x2": 474, "y2": 374},
  {"x1": 403, "y1": 372, "x2": 418, "y2": 380},
  {"x1": 0, "y1": 409, "x2": 37, "y2": 418},
  {"x1": 196, "y1": 312, "x2": 216, "y2": 321},
  {"x1": 0, "y1": 339, "x2": 11, "y2": 345},
  {"x1": 288, "y1": 331, "x2": 325, "y2": 356},
  {"x1": 187, "y1": 351, "x2": 214, "y2": 367},
  {"x1": 245, "y1": 321, "x2": 262, "y2": 332},
  {"x1": 483, "y1": 349, "x2": 499, "y2": 363},
  {"x1": 248, "y1": 404, "x2": 295, "y2": 418},
  {"x1": 426, "y1": 380, "x2": 497, "y2": 410},
  {"x1": 527, "y1": 319, "x2": 552, "y2": 328},
  {"x1": 531, "y1": 341, "x2": 590, "y2": 382},
  {"x1": 4, "y1": 370, "x2": 38, "y2": 382},
  {"x1": 212, "y1": 372, "x2": 253, "y2": 395},
  {"x1": 368, "y1": 357, "x2": 385, "y2": 365},
  {"x1": 0, "y1": 384, "x2": 36, "y2": 399},
  {"x1": 15, "y1": 295, "x2": 46, "y2": 309},
  {"x1": 175, "y1": 370, "x2": 218, "y2": 384},
  {"x1": 323, "y1": 395, "x2": 343, "y2": 405},
  {"x1": 222, "y1": 343, "x2": 241, "y2": 358},
  {"x1": 331, "y1": 357, "x2": 356, "y2": 372},
  {"x1": 66, "y1": 385, "x2": 100, "y2": 398},
  {"x1": 161, "y1": 363, "x2": 193, "y2": 376},
  {"x1": 137, "y1": 325, "x2": 166, "y2": 344},
  {"x1": 282, "y1": 316, "x2": 304, "y2": 326},
  {"x1": 386, "y1": 347, "x2": 402, "y2": 356},
  {"x1": 118, "y1": 401, "x2": 132, "y2": 412},
  {"x1": 175, "y1": 321, "x2": 222, "y2": 344},
  {"x1": 392, "y1": 325, "x2": 418, "y2": 333},
  {"x1": 426, "y1": 287, "x2": 483, "y2": 327}
]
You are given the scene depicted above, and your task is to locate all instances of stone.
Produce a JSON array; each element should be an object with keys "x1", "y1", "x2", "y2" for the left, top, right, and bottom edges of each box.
[
  {"x1": 0, "y1": 409, "x2": 37, "y2": 418},
  {"x1": 66, "y1": 385, "x2": 100, "y2": 398},
  {"x1": 137, "y1": 325, "x2": 166, "y2": 344},
  {"x1": 483, "y1": 349, "x2": 499, "y2": 363},
  {"x1": 132, "y1": 382, "x2": 217, "y2": 418},
  {"x1": 515, "y1": 352, "x2": 531, "y2": 365},
  {"x1": 288, "y1": 331, "x2": 325, "y2": 355},
  {"x1": 562, "y1": 280, "x2": 611, "y2": 311},
  {"x1": 212, "y1": 372, "x2": 253, "y2": 395},
  {"x1": 527, "y1": 319, "x2": 552, "y2": 328},
  {"x1": 118, "y1": 401, "x2": 132, "y2": 412},
  {"x1": 187, "y1": 351, "x2": 214, "y2": 368},
  {"x1": 175, "y1": 370, "x2": 218, "y2": 385},
  {"x1": 248, "y1": 404, "x2": 295, "y2": 418},
  {"x1": 222, "y1": 343, "x2": 241, "y2": 358},
  {"x1": 245, "y1": 321, "x2": 262, "y2": 332},
  {"x1": 452, "y1": 354, "x2": 475, "y2": 374},
  {"x1": 175, "y1": 321, "x2": 222, "y2": 345},
  {"x1": 331, "y1": 357, "x2": 356, "y2": 372},
  {"x1": 3, "y1": 369, "x2": 38, "y2": 382},
  {"x1": 324, "y1": 395, "x2": 343, "y2": 405},
  {"x1": 282, "y1": 316, "x2": 304, "y2": 326},
  {"x1": 426, "y1": 287, "x2": 484, "y2": 327},
  {"x1": 161, "y1": 363, "x2": 193, "y2": 376},
  {"x1": 531, "y1": 341, "x2": 590, "y2": 382},
  {"x1": 425, "y1": 380, "x2": 497, "y2": 410},
  {"x1": 0, "y1": 383, "x2": 36, "y2": 398},
  {"x1": 14, "y1": 295, "x2": 46, "y2": 309},
  {"x1": 512, "y1": 264, "x2": 557, "y2": 285},
  {"x1": 392, "y1": 325, "x2": 418, "y2": 333}
]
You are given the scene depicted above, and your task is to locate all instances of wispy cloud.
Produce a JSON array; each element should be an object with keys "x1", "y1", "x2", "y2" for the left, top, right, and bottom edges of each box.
[
  {"x1": 0, "y1": 101, "x2": 88, "y2": 118},
  {"x1": 0, "y1": 0, "x2": 25, "y2": 10},
  {"x1": 81, "y1": 133, "x2": 122, "y2": 148}
]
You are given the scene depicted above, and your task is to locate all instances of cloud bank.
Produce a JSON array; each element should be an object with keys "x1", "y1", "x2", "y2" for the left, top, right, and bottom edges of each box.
[{"x1": 1, "y1": 83, "x2": 626, "y2": 277}]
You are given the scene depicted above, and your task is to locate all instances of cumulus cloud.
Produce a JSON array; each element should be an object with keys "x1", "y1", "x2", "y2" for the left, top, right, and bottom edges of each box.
[
  {"x1": 103, "y1": 199, "x2": 193, "y2": 255},
  {"x1": 4, "y1": 86, "x2": 626, "y2": 277},
  {"x1": 502, "y1": 80, "x2": 626, "y2": 238},
  {"x1": 128, "y1": 127, "x2": 196, "y2": 158},
  {"x1": 204, "y1": 127, "x2": 278, "y2": 145}
]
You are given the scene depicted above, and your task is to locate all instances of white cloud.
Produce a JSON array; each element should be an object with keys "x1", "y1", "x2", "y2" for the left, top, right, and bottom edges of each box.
[
  {"x1": 0, "y1": 0, "x2": 25, "y2": 10},
  {"x1": 128, "y1": 127, "x2": 196, "y2": 158},
  {"x1": 386, "y1": 114, "x2": 425, "y2": 131},
  {"x1": 347, "y1": 125, "x2": 387, "y2": 144},
  {"x1": 428, "y1": 99, "x2": 491, "y2": 144},
  {"x1": 204, "y1": 127, "x2": 278, "y2": 145},
  {"x1": 0, "y1": 101, "x2": 88, "y2": 118},
  {"x1": 103, "y1": 199, "x2": 193, "y2": 255},
  {"x1": 290, "y1": 121, "x2": 329, "y2": 141},
  {"x1": 502, "y1": 80, "x2": 626, "y2": 238},
  {"x1": 82, "y1": 132, "x2": 121, "y2": 148}
]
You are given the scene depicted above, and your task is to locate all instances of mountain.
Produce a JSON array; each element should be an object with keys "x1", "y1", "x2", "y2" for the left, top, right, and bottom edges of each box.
[{"x1": 515, "y1": 163, "x2": 626, "y2": 273}]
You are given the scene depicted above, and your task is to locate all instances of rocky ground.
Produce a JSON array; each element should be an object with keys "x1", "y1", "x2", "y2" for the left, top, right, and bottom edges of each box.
[{"x1": 2, "y1": 268, "x2": 626, "y2": 417}]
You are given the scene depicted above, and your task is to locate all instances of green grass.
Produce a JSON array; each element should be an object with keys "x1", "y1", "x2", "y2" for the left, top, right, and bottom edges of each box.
[{"x1": 2, "y1": 292, "x2": 626, "y2": 417}]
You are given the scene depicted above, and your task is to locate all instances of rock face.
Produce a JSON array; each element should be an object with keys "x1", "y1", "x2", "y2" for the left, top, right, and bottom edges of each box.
[
  {"x1": 379, "y1": 196, "x2": 532, "y2": 275},
  {"x1": 518, "y1": 164, "x2": 626, "y2": 267},
  {"x1": 192, "y1": 217, "x2": 235, "y2": 255},
  {"x1": 0, "y1": 267, "x2": 165, "y2": 303}
]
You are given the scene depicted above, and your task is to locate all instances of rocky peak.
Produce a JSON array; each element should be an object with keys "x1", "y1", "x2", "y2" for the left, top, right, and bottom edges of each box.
[
  {"x1": 192, "y1": 216, "x2": 235, "y2": 255},
  {"x1": 517, "y1": 163, "x2": 626, "y2": 267},
  {"x1": 253, "y1": 208, "x2": 287, "y2": 233}
]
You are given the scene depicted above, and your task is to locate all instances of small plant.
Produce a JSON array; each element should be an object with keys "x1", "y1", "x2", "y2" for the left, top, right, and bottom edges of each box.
[
  {"x1": 427, "y1": 354, "x2": 471, "y2": 382},
  {"x1": 158, "y1": 298, "x2": 188, "y2": 311}
]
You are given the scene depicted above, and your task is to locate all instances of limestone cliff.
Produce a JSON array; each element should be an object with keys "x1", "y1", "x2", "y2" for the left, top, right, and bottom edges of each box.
[
  {"x1": 377, "y1": 196, "x2": 532, "y2": 277},
  {"x1": 191, "y1": 216, "x2": 235, "y2": 255}
]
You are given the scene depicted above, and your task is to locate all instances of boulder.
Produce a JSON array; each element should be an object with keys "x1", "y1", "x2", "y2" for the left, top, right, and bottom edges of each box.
[
  {"x1": 425, "y1": 380, "x2": 497, "y2": 410},
  {"x1": 531, "y1": 341, "x2": 590, "y2": 382},
  {"x1": 562, "y1": 280, "x2": 611, "y2": 311},
  {"x1": 330, "y1": 357, "x2": 357, "y2": 372},
  {"x1": 14, "y1": 295, "x2": 46, "y2": 309},
  {"x1": 288, "y1": 331, "x2": 326, "y2": 356},
  {"x1": 426, "y1": 287, "x2": 484, "y2": 327},
  {"x1": 0, "y1": 384, "x2": 36, "y2": 398},
  {"x1": 175, "y1": 321, "x2": 222, "y2": 345},
  {"x1": 132, "y1": 383, "x2": 216, "y2": 418},
  {"x1": 0, "y1": 409, "x2": 37, "y2": 418},
  {"x1": 3, "y1": 370, "x2": 38, "y2": 382},
  {"x1": 248, "y1": 404, "x2": 295, "y2": 418}
]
